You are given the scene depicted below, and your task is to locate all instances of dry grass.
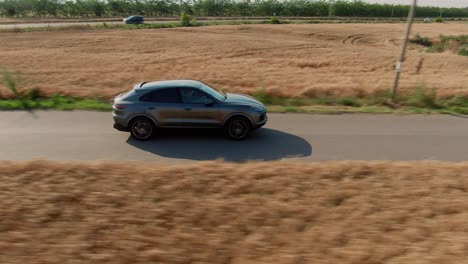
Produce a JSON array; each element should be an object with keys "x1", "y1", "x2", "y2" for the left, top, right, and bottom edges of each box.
[
  {"x1": 1, "y1": 160, "x2": 468, "y2": 263},
  {"x1": 0, "y1": 23, "x2": 467, "y2": 99}
]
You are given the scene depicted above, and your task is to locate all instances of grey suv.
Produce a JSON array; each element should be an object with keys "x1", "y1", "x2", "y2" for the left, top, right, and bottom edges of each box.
[
  {"x1": 123, "y1": 15, "x2": 144, "y2": 24},
  {"x1": 113, "y1": 80, "x2": 267, "y2": 140}
]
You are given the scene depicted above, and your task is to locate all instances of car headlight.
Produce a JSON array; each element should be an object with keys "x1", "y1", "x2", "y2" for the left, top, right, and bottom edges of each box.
[{"x1": 249, "y1": 105, "x2": 265, "y2": 113}]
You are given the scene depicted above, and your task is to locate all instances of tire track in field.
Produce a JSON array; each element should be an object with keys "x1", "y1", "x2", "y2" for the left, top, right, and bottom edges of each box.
[{"x1": 341, "y1": 34, "x2": 367, "y2": 45}]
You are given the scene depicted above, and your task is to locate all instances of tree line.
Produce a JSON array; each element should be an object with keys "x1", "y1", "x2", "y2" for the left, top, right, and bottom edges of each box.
[{"x1": 1, "y1": 0, "x2": 467, "y2": 18}]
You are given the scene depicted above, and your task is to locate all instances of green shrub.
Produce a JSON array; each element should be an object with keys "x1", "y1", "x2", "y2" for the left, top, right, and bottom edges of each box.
[
  {"x1": 406, "y1": 87, "x2": 440, "y2": 109},
  {"x1": 337, "y1": 97, "x2": 361, "y2": 107},
  {"x1": 252, "y1": 90, "x2": 274, "y2": 104},
  {"x1": 313, "y1": 96, "x2": 336, "y2": 105},
  {"x1": 2, "y1": 69, "x2": 20, "y2": 98},
  {"x1": 282, "y1": 106, "x2": 304, "y2": 113},
  {"x1": 435, "y1": 17, "x2": 444, "y2": 23},
  {"x1": 426, "y1": 44, "x2": 445, "y2": 53},
  {"x1": 286, "y1": 98, "x2": 309, "y2": 107},
  {"x1": 269, "y1": 16, "x2": 280, "y2": 24},
  {"x1": 444, "y1": 96, "x2": 468, "y2": 108},
  {"x1": 410, "y1": 34, "x2": 433, "y2": 47},
  {"x1": 25, "y1": 88, "x2": 43, "y2": 100},
  {"x1": 439, "y1": 34, "x2": 468, "y2": 44},
  {"x1": 449, "y1": 107, "x2": 468, "y2": 115},
  {"x1": 180, "y1": 13, "x2": 193, "y2": 27},
  {"x1": 459, "y1": 48, "x2": 468, "y2": 56},
  {"x1": 424, "y1": 34, "x2": 468, "y2": 55},
  {"x1": 367, "y1": 90, "x2": 392, "y2": 105}
]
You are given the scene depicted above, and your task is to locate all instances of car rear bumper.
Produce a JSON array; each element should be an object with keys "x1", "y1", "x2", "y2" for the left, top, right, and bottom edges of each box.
[{"x1": 113, "y1": 123, "x2": 129, "y2": 132}]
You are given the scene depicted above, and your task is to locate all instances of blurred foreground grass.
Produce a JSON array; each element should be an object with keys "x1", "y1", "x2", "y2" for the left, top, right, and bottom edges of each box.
[{"x1": 1, "y1": 160, "x2": 468, "y2": 263}]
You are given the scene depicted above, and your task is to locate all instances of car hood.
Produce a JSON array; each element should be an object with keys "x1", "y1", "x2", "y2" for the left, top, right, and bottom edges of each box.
[{"x1": 224, "y1": 93, "x2": 264, "y2": 107}]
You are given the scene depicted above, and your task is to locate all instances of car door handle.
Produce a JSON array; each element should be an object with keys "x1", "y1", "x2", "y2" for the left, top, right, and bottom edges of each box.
[{"x1": 184, "y1": 108, "x2": 192, "y2": 111}]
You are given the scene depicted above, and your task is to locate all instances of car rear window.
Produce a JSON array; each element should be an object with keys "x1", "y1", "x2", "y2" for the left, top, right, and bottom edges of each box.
[{"x1": 140, "y1": 88, "x2": 180, "y2": 103}]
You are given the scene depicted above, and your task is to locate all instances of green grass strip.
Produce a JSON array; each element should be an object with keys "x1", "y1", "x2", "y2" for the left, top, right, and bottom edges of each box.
[
  {"x1": 1, "y1": 93, "x2": 468, "y2": 115},
  {"x1": 0, "y1": 95, "x2": 111, "y2": 111}
]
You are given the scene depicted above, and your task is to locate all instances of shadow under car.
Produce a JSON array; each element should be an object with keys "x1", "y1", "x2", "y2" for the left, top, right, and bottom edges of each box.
[{"x1": 126, "y1": 128, "x2": 312, "y2": 162}]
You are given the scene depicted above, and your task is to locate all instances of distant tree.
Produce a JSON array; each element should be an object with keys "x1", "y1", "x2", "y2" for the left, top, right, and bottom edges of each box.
[
  {"x1": 1, "y1": 0, "x2": 468, "y2": 18},
  {"x1": 87, "y1": 0, "x2": 105, "y2": 16},
  {"x1": 1, "y1": 0, "x2": 20, "y2": 16}
]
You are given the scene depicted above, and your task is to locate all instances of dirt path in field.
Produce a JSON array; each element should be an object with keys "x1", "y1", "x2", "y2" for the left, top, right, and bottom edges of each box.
[{"x1": 0, "y1": 23, "x2": 467, "y2": 98}]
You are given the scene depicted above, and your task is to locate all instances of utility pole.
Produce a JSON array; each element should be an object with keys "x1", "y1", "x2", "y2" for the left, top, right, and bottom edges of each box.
[{"x1": 391, "y1": 0, "x2": 417, "y2": 102}]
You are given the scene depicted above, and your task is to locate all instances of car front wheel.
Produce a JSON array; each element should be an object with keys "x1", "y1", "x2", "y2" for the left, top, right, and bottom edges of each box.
[{"x1": 225, "y1": 117, "x2": 250, "y2": 140}]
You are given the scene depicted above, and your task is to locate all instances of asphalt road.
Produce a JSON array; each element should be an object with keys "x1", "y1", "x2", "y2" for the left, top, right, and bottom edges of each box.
[
  {"x1": 0, "y1": 19, "x2": 261, "y2": 29},
  {"x1": 1, "y1": 111, "x2": 467, "y2": 162}
]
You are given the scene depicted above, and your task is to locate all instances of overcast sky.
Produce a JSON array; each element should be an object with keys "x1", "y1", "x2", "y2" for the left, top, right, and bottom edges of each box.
[{"x1": 362, "y1": 0, "x2": 467, "y2": 8}]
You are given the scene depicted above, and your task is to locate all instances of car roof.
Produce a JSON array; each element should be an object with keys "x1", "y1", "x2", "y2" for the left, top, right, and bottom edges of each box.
[{"x1": 138, "y1": 80, "x2": 204, "y2": 90}]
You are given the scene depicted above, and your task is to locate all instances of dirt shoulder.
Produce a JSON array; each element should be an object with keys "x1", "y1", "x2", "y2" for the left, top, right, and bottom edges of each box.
[{"x1": 1, "y1": 160, "x2": 468, "y2": 263}]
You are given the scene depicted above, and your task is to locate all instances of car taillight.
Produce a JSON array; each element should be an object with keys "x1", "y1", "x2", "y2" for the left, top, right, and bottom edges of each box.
[{"x1": 114, "y1": 104, "x2": 126, "y2": 109}]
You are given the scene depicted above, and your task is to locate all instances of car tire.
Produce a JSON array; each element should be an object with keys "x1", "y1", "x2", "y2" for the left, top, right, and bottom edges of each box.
[
  {"x1": 224, "y1": 117, "x2": 251, "y2": 140},
  {"x1": 129, "y1": 117, "x2": 155, "y2": 141}
]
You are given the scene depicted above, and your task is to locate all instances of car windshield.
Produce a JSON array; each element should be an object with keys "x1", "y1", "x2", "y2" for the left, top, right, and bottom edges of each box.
[{"x1": 199, "y1": 83, "x2": 227, "y2": 101}]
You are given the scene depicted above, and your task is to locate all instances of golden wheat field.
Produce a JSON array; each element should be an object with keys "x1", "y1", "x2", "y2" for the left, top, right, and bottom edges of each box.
[
  {"x1": 0, "y1": 23, "x2": 467, "y2": 99},
  {"x1": 1, "y1": 161, "x2": 468, "y2": 263}
]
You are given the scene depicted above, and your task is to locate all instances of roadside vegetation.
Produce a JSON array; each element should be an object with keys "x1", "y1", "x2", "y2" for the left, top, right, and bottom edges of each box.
[
  {"x1": 0, "y1": 17, "x2": 315, "y2": 33},
  {"x1": 0, "y1": 70, "x2": 110, "y2": 110},
  {"x1": 1, "y1": 160, "x2": 468, "y2": 263},
  {"x1": 0, "y1": 95, "x2": 111, "y2": 110},
  {"x1": 252, "y1": 88, "x2": 468, "y2": 114},
  {"x1": 411, "y1": 34, "x2": 468, "y2": 56},
  {"x1": 1, "y1": 15, "x2": 441, "y2": 33},
  {"x1": 1, "y1": 0, "x2": 467, "y2": 18},
  {"x1": 435, "y1": 16, "x2": 444, "y2": 23},
  {"x1": 1, "y1": 70, "x2": 467, "y2": 114}
]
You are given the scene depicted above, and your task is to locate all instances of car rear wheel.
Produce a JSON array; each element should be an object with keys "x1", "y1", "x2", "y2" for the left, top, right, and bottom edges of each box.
[
  {"x1": 225, "y1": 117, "x2": 250, "y2": 140},
  {"x1": 130, "y1": 117, "x2": 155, "y2": 141}
]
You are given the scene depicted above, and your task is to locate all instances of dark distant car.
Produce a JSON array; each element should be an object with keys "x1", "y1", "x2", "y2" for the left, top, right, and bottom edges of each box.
[
  {"x1": 112, "y1": 80, "x2": 267, "y2": 141},
  {"x1": 123, "y1": 15, "x2": 144, "y2": 24}
]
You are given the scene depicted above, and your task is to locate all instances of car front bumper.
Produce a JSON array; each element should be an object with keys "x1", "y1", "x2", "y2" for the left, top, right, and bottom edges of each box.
[{"x1": 254, "y1": 113, "x2": 268, "y2": 128}]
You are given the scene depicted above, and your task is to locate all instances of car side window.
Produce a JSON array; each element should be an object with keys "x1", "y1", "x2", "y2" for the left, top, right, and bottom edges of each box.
[
  {"x1": 140, "y1": 88, "x2": 180, "y2": 103},
  {"x1": 139, "y1": 92, "x2": 152, "y2": 102},
  {"x1": 180, "y1": 88, "x2": 212, "y2": 104}
]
